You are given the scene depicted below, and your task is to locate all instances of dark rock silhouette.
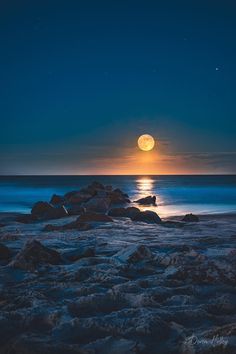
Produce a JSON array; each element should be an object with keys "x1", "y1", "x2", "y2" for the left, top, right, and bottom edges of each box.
[
  {"x1": 66, "y1": 191, "x2": 92, "y2": 204},
  {"x1": 31, "y1": 202, "x2": 68, "y2": 220},
  {"x1": 182, "y1": 213, "x2": 199, "y2": 222},
  {"x1": 135, "y1": 195, "x2": 156, "y2": 205},
  {"x1": 67, "y1": 205, "x2": 86, "y2": 216},
  {"x1": 83, "y1": 196, "x2": 110, "y2": 213},
  {"x1": 108, "y1": 207, "x2": 127, "y2": 217},
  {"x1": 108, "y1": 188, "x2": 130, "y2": 205},
  {"x1": 131, "y1": 210, "x2": 161, "y2": 224},
  {"x1": 50, "y1": 194, "x2": 64, "y2": 205},
  {"x1": 108, "y1": 206, "x2": 140, "y2": 218}
]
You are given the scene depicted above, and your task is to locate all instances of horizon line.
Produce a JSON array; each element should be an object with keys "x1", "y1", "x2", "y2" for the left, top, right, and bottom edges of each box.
[{"x1": 0, "y1": 173, "x2": 236, "y2": 177}]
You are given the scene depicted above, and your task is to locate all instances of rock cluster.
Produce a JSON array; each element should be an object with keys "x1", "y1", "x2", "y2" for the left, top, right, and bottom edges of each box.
[{"x1": 16, "y1": 181, "x2": 132, "y2": 223}]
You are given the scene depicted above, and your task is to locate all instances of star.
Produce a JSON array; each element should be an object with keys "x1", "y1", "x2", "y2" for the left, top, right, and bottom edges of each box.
[{"x1": 215, "y1": 67, "x2": 219, "y2": 71}]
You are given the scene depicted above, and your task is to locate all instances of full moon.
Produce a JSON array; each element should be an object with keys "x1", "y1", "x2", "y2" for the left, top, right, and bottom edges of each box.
[{"x1": 137, "y1": 134, "x2": 155, "y2": 151}]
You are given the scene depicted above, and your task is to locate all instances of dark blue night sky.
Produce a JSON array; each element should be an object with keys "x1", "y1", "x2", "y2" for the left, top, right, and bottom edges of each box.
[{"x1": 1, "y1": 0, "x2": 236, "y2": 174}]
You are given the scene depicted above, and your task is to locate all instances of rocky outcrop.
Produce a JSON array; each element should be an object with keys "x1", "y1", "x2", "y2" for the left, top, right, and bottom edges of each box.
[
  {"x1": 50, "y1": 194, "x2": 64, "y2": 205},
  {"x1": 78, "y1": 212, "x2": 113, "y2": 223},
  {"x1": 131, "y1": 210, "x2": 162, "y2": 224},
  {"x1": 108, "y1": 188, "x2": 130, "y2": 205},
  {"x1": 108, "y1": 206, "x2": 140, "y2": 218},
  {"x1": 66, "y1": 191, "x2": 92, "y2": 204},
  {"x1": 31, "y1": 202, "x2": 68, "y2": 220},
  {"x1": 182, "y1": 213, "x2": 199, "y2": 222},
  {"x1": 83, "y1": 196, "x2": 111, "y2": 213},
  {"x1": 125, "y1": 207, "x2": 141, "y2": 218},
  {"x1": 108, "y1": 207, "x2": 127, "y2": 217},
  {"x1": 10, "y1": 240, "x2": 61, "y2": 271},
  {"x1": 28, "y1": 183, "x2": 131, "y2": 222},
  {"x1": 67, "y1": 205, "x2": 85, "y2": 216},
  {"x1": 134, "y1": 195, "x2": 156, "y2": 205},
  {"x1": 78, "y1": 181, "x2": 105, "y2": 198}
]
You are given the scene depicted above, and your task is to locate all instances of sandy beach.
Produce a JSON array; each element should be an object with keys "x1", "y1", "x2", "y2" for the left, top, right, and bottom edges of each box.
[{"x1": 0, "y1": 182, "x2": 236, "y2": 353}]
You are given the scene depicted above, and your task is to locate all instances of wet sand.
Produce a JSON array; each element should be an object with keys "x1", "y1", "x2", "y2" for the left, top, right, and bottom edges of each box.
[{"x1": 0, "y1": 211, "x2": 236, "y2": 353}]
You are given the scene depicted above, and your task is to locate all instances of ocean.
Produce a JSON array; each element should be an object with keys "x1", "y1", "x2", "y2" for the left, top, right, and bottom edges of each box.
[{"x1": 0, "y1": 175, "x2": 236, "y2": 217}]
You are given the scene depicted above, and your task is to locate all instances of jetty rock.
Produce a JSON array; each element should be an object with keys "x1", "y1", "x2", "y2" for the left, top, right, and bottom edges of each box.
[
  {"x1": 108, "y1": 206, "x2": 140, "y2": 218},
  {"x1": 135, "y1": 195, "x2": 156, "y2": 205},
  {"x1": 182, "y1": 213, "x2": 199, "y2": 222},
  {"x1": 31, "y1": 201, "x2": 68, "y2": 220},
  {"x1": 131, "y1": 210, "x2": 162, "y2": 224}
]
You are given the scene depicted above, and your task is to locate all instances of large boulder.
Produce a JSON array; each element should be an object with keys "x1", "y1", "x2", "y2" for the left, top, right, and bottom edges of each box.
[
  {"x1": 67, "y1": 205, "x2": 86, "y2": 216},
  {"x1": 125, "y1": 207, "x2": 141, "y2": 218},
  {"x1": 107, "y1": 188, "x2": 130, "y2": 205},
  {"x1": 0, "y1": 243, "x2": 11, "y2": 260},
  {"x1": 83, "y1": 196, "x2": 111, "y2": 213},
  {"x1": 131, "y1": 210, "x2": 161, "y2": 224},
  {"x1": 182, "y1": 213, "x2": 199, "y2": 222},
  {"x1": 134, "y1": 195, "x2": 156, "y2": 205},
  {"x1": 50, "y1": 194, "x2": 64, "y2": 205},
  {"x1": 79, "y1": 181, "x2": 105, "y2": 197},
  {"x1": 43, "y1": 220, "x2": 91, "y2": 232},
  {"x1": 78, "y1": 212, "x2": 113, "y2": 223},
  {"x1": 31, "y1": 201, "x2": 54, "y2": 217},
  {"x1": 31, "y1": 202, "x2": 68, "y2": 220},
  {"x1": 108, "y1": 207, "x2": 127, "y2": 217},
  {"x1": 66, "y1": 191, "x2": 92, "y2": 204},
  {"x1": 64, "y1": 190, "x2": 80, "y2": 200},
  {"x1": 108, "y1": 207, "x2": 140, "y2": 218},
  {"x1": 10, "y1": 239, "x2": 61, "y2": 271}
]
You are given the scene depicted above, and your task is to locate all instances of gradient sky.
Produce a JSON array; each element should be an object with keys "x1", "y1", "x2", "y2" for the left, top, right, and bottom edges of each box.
[{"x1": 1, "y1": 0, "x2": 236, "y2": 174}]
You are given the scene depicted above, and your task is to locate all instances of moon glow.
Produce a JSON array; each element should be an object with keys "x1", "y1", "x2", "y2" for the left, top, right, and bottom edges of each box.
[{"x1": 137, "y1": 134, "x2": 155, "y2": 151}]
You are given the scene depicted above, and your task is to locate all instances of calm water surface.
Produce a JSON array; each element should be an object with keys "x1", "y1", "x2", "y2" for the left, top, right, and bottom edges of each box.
[{"x1": 0, "y1": 175, "x2": 236, "y2": 217}]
